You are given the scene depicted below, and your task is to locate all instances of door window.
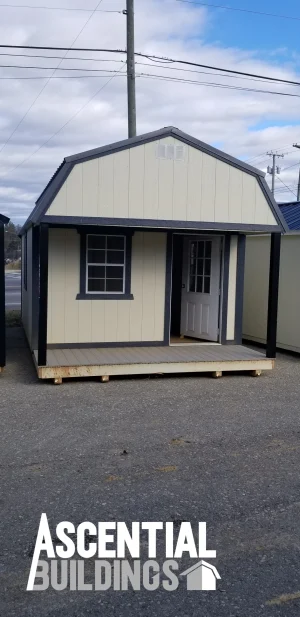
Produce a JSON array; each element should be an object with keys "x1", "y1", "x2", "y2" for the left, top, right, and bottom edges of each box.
[{"x1": 188, "y1": 239, "x2": 212, "y2": 294}]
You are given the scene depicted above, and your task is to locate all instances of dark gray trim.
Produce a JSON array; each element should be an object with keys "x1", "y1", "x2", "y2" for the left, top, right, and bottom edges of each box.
[
  {"x1": 77, "y1": 226, "x2": 135, "y2": 237},
  {"x1": 20, "y1": 162, "x2": 73, "y2": 235},
  {"x1": 38, "y1": 224, "x2": 49, "y2": 366},
  {"x1": 47, "y1": 341, "x2": 165, "y2": 350},
  {"x1": 20, "y1": 126, "x2": 285, "y2": 235},
  {"x1": 164, "y1": 232, "x2": 173, "y2": 345},
  {"x1": 266, "y1": 233, "x2": 281, "y2": 359},
  {"x1": 65, "y1": 127, "x2": 265, "y2": 176},
  {"x1": 76, "y1": 293, "x2": 134, "y2": 301},
  {"x1": 31, "y1": 225, "x2": 40, "y2": 350},
  {"x1": 41, "y1": 215, "x2": 283, "y2": 233},
  {"x1": 234, "y1": 235, "x2": 246, "y2": 345},
  {"x1": 257, "y1": 176, "x2": 288, "y2": 231},
  {"x1": 0, "y1": 213, "x2": 9, "y2": 225},
  {"x1": 79, "y1": 231, "x2": 86, "y2": 298},
  {"x1": 78, "y1": 229, "x2": 133, "y2": 300},
  {"x1": 220, "y1": 235, "x2": 231, "y2": 344},
  {"x1": 23, "y1": 231, "x2": 28, "y2": 291}
]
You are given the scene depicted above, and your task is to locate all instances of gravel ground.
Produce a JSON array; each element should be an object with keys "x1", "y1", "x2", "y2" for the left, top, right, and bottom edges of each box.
[{"x1": 1, "y1": 328, "x2": 300, "y2": 616}]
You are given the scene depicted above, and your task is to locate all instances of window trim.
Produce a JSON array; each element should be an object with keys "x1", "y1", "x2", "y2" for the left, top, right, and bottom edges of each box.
[
  {"x1": 76, "y1": 230, "x2": 134, "y2": 301},
  {"x1": 86, "y1": 233, "x2": 126, "y2": 295}
]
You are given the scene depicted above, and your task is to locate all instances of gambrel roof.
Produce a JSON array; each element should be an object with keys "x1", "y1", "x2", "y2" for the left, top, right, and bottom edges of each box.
[{"x1": 20, "y1": 126, "x2": 287, "y2": 234}]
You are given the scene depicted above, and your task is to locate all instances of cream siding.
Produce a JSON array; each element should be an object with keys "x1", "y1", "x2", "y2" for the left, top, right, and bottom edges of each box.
[
  {"x1": 47, "y1": 229, "x2": 167, "y2": 345},
  {"x1": 226, "y1": 235, "x2": 238, "y2": 340},
  {"x1": 243, "y1": 235, "x2": 300, "y2": 353},
  {"x1": 47, "y1": 138, "x2": 278, "y2": 227}
]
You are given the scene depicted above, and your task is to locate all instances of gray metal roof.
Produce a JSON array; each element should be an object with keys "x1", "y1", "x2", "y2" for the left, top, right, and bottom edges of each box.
[
  {"x1": 20, "y1": 126, "x2": 287, "y2": 234},
  {"x1": 278, "y1": 202, "x2": 300, "y2": 231}
]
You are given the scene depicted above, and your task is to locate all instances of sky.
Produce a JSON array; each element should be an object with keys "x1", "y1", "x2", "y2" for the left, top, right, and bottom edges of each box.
[{"x1": 0, "y1": 0, "x2": 300, "y2": 223}]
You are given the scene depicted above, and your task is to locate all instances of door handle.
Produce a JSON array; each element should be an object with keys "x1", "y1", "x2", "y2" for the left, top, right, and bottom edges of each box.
[{"x1": 182, "y1": 284, "x2": 185, "y2": 289}]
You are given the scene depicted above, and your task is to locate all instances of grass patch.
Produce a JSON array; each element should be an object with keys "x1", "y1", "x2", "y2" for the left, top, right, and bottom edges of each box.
[
  {"x1": 5, "y1": 260, "x2": 21, "y2": 271},
  {"x1": 6, "y1": 310, "x2": 21, "y2": 327}
]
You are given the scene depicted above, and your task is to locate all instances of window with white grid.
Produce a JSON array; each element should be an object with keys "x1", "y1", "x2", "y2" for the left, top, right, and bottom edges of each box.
[
  {"x1": 188, "y1": 239, "x2": 212, "y2": 294},
  {"x1": 86, "y1": 235, "x2": 126, "y2": 294}
]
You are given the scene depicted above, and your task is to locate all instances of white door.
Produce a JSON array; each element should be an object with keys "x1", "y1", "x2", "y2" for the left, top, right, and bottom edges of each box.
[{"x1": 180, "y1": 236, "x2": 222, "y2": 342}]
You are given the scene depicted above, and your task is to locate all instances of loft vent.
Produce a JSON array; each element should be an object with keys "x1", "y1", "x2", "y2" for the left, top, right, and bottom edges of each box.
[{"x1": 156, "y1": 143, "x2": 185, "y2": 161}]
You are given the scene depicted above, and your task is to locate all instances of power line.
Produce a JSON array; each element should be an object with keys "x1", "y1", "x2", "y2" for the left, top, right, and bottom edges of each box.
[
  {"x1": 275, "y1": 175, "x2": 297, "y2": 197},
  {"x1": 176, "y1": 0, "x2": 300, "y2": 22},
  {"x1": 0, "y1": 0, "x2": 105, "y2": 155},
  {"x1": 0, "y1": 69, "x2": 298, "y2": 97},
  {"x1": 0, "y1": 54, "x2": 298, "y2": 88},
  {"x1": 0, "y1": 60, "x2": 297, "y2": 88},
  {"x1": 0, "y1": 73, "x2": 126, "y2": 79},
  {"x1": 283, "y1": 161, "x2": 300, "y2": 172},
  {"x1": 0, "y1": 3, "x2": 122, "y2": 11},
  {"x1": 0, "y1": 52, "x2": 124, "y2": 62},
  {"x1": 245, "y1": 143, "x2": 299, "y2": 163},
  {"x1": 1, "y1": 63, "x2": 126, "y2": 178},
  {"x1": 0, "y1": 62, "x2": 126, "y2": 72},
  {"x1": 137, "y1": 61, "x2": 300, "y2": 87},
  {"x1": 139, "y1": 72, "x2": 300, "y2": 98},
  {"x1": 1, "y1": 44, "x2": 300, "y2": 90}
]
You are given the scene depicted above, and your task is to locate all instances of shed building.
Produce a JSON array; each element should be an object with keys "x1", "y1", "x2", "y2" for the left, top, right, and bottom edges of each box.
[
  {"x1": 20, "y1": 127, "x2": 286, "y2": 383},
  {"x1": 244, "y1": 202, "x2": 300, "y2": 353},
  {"x1": 0, "y1": 213, "x2": 10, "y2": 371}
]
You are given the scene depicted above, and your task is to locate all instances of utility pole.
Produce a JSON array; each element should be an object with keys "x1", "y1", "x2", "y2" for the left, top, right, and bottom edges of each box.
[
  {"x1": 125, "y1": 0, "x2": 137, "y2": 138},
  {"x1": 293, "y1": 144, "x2": 300, "y2": 201},
  {"x1": 267, "y1": 152, "x2": 284, "y2": 195}
]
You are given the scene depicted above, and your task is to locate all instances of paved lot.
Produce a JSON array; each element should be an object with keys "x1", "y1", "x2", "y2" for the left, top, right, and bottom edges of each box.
[
  {"x1": 1, "y1": 328, "x2": 300, "y2": 616},
  {"x1": 5, "y1": 272, "x2": 21, "y2": 309}
]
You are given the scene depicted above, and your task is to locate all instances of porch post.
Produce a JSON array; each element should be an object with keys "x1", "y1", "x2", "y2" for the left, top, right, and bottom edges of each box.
[
  {"x1": 38, "y1": 223, "x2": 49, "y2": 366},
  {"x1": 266, "y1": 232, "x2": 281, "y2": 359},
  {"x1": 163, "y1": 231, "x2": 173, "y2": 345},
  {"x1": 0, "y1": 223, "x2": 5, "y2": 368}
]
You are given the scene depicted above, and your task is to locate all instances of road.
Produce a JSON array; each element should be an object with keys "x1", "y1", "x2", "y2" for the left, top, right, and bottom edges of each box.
[
  {"x1": 1, "y1": 329, "x2": 300, "y2": 616},
  {"x1": 5, "y1": 271, "x2": 21, "y2": 310}
]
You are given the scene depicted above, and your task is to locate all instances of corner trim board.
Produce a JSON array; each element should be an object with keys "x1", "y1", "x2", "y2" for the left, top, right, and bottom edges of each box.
[
  {"x1": 38, "y1": 224, "x2": 49, "y2": 366},
  {"x1": 164, "y1": 232, "x2": 173, "y2": 345},
  {"x1": 31, "y1": 225, "x2": 40, "y2": 350}
]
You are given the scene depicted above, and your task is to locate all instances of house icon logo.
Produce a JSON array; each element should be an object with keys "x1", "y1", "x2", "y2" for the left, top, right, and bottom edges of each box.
[{"x1": 180, "y1": 560, "x2": 221, "y2": 591}]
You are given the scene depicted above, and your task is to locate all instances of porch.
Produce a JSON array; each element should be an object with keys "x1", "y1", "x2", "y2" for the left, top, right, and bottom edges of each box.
[{"x1": 33, "y1": 344, "x2": 273, "y2": 382}]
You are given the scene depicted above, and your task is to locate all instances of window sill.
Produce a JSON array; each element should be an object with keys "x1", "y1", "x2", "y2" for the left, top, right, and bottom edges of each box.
[{"x1": 76, "y1": 293, "x2": 134, "y2": 301}]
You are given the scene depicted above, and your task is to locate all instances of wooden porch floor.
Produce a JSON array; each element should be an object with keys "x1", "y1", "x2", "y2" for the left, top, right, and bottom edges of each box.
[{"x1": 34, "y1": 345, "x2": 273, "y2": 380}]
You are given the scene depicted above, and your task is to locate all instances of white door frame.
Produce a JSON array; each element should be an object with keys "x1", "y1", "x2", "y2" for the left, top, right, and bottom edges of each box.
[{"x1": 170, "y1": 233, "x2": 225, "y2": 345}]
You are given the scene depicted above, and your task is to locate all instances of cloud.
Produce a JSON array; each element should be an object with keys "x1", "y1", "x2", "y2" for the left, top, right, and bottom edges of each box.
[{"x1": 0, "y1": 0, "x2": 299, "y2": 221}]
